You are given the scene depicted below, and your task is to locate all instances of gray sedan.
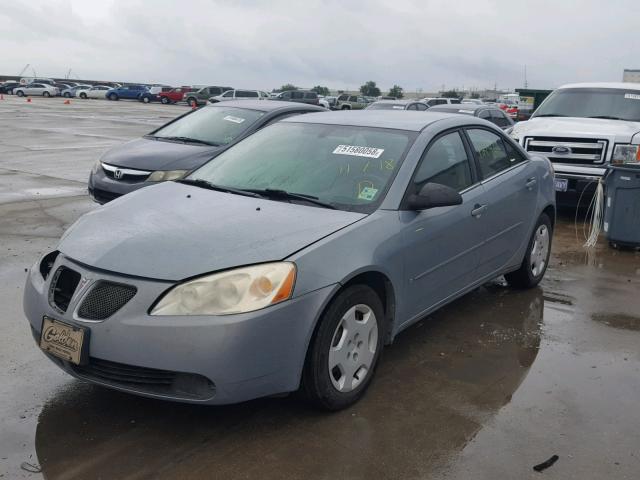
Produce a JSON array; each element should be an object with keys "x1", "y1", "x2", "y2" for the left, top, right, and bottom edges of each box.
[{"x1": 24, "y1": 111, "x2": 555, "y2": 410}]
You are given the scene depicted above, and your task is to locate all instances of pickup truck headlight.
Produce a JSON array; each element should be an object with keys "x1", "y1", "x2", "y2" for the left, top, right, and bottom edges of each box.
[
  {"x1": 148, "y1": 170, "x2": 188, "y2": 182},
  {"x1": 612, "y1": 144, "x2": 640, "y2": 165},
  {"x1": 150, "y1": 262, "x2": 296, "y2": 316}
]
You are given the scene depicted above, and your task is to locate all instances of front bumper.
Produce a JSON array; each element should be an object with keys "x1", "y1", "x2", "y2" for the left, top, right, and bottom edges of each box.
[
  {"x1": 88, "y1": 169, "x2": 154, "y2": 204},
  {"x1": 24, "y1": 254, "x2": 335, "y2": 404},
  {"x1": 554, "y1": 166, "x2": 606, "y2": 207}
]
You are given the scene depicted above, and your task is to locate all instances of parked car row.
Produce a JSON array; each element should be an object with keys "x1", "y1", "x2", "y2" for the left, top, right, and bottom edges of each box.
[{"x1": 26, "y1": 99, "x2": 555, "y2": 412}]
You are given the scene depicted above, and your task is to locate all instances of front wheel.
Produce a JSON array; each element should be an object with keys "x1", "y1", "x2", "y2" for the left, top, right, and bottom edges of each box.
[
  {"x1": 302, "y1": 284, "x2": 384, "y2": 411},
  {"x1": 188, "y1": 98, "x2": 198, "y2": 107},
  {"x1": 16, "y1": 90, "x2": 24, "y2": 97},
  {"x1": 63, "y1": 92, "x2": 70, "y2": 98},
  {"x1": 505, "y1": 213, "x2": 552, "y2": 289},
  {"x1": 108, "y1": 94, "x2": 118, "y2": 101},
  {"x1": 341, "y1": 105, "x2": 350, "y2": 110},
  {"x1": 43, "y1": 91, "x2": 51, "y2": 97},
  {"x1": 160, "y1": 97, "x2": 170, "y2": 104},
  {"x1": 141, "y1": 96, "x2": 151, "y2": 103}
]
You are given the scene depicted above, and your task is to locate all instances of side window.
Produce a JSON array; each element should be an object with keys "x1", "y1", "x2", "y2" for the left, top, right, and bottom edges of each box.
[
  {"x1": 348, "y1": 96, "x2": 358, "y2": 102},
  {"x1": 467, "y1": 129, "x2": 524, "y2": 179},
  {"x1": 221, "y1": 91, "x2": 233, "y2": 98},
  {"x1": 407, "y1": 104, "x2": 418, "y2": 110},
  {"x1": 490, "y1": 109, "x2": 508, "y2": 127},
  {"x1": 337, "y1": 94, "x2": 348, "y2": 101},
  {"x1": 435, "y1": 99, "x2": 447, "y2": 105},
  {"x1": 413, "y1": 131, "x2": 473, "y2": 192},
  {"x1": 416, "y1": 103, "x2": 428, "y2": 111},
  {"x1": 450, "y1": 99, "x2": 461, "y2": 104},
  {"x1": 478, "y1": 109, "x2": 491, "y2": 120}
]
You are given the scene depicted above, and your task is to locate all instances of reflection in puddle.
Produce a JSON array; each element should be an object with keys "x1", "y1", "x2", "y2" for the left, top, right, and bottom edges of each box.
[
  {"x1": 592, "y1": 313, "x2": 640, "y2": 331},
  {"x1": 35, "y1": 287, "x2": 544, "y2": 479}
]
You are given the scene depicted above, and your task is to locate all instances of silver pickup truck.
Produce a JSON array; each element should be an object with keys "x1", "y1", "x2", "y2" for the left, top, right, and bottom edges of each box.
[{"x1": 510, "y1": 82, "x2": 640, "y2": 205}]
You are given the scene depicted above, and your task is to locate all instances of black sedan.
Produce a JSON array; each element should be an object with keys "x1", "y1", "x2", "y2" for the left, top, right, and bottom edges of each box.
[
  {"x1": 0, "y1": 81, "x2": 22, "y2": 94},
  {"x1": 88, "y1": 100, "x2": 326, "y2": 203},
  {"x1": 427, "y1": 103, "x2": 514, "y2": 130}
]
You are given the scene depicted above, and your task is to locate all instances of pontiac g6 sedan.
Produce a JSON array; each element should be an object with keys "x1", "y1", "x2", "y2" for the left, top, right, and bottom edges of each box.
[{"x1": 25, "y1": 111, "x2": 555, "y2": 410}]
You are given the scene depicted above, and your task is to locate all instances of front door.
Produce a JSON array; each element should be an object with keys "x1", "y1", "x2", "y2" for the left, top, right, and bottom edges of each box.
[{"x1": 401, "y1": 130, "x2": 486, "y2": 322}]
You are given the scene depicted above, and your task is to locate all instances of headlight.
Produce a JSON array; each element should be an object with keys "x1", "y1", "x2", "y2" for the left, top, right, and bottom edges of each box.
[
  {"x1": 91, "y1": 160, "x2": 101, "y2": 174},
  {"x1": 612, "y1": 144, "x2": 640, "y2": 165},
  {"x1": 150, "y1": 262, "x2": 296, "y2": 316},
  {"x1": 148, "y1": 170, "x2": 188, "y2": 182}
]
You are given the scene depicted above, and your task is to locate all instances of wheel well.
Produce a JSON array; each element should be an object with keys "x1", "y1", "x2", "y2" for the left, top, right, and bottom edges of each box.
[
  {"x1": 542, "y1": 204, "x2": 556, "y2": 229},
  {"x1": 342, "y1": 271, "x2": 396, "y2": 344}
]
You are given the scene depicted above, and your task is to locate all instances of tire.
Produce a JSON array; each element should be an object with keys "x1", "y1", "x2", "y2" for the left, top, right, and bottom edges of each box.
[
  {"x1": 302, "y1": 284, "x2": 384, "y2": 411},
  {"x1": 187, "y1": 97, "x2": 198, "y2": 107},
  {"x1": 108, "y1": 94, "x2": 118, "y2": 101},
  {"x1": 16, "y1": 90, "x2": 24, "y2": 97},
  {"x1": 142, "y1": 96, "x2": 151, "y2": 103},
  {"x1": 160, "y1": 96, "x2": 170, "y2": 104},
  {"x1": 43, "y1": 91, "x2": 51, "y2": 97},
  {"x1": 63, "y1": 92, "x2": 70, "y2": 98},
  {"x1": 505, "y1": 213, "x2": 553, "y2": 289},
  {"x1": 80, "y1": 92, "x2": 87, "y2": 99},
  {"x1": 341, "y1": 105, "x2": 350, "y2": 110}
]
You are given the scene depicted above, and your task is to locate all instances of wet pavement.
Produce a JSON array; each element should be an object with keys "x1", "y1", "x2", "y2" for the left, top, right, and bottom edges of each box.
[{"x1": 1, "y1": 97, "x2": 639, "y2": 479}]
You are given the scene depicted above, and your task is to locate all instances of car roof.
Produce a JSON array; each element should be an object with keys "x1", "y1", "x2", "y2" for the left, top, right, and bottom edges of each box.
[
  {"x1": 428, "y1": 104, "x2": 487, "y2": 112},
  {"x1": 206, "y1": 100, "x2": 325, "y2": 113},
  {"x1": 371, "y1": 99, "x2": 418, "y2": 105},
  {"x1": 558, "y1": 82, "x2": 640, "y2": 91},
  {"x1": 281, "y1": 110, "x2": 476, "y2": 131}
]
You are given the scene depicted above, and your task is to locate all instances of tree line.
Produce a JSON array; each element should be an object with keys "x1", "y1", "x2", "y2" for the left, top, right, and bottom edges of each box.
[{"x1": 273, "y1": 81, "x2": 406, "y2": 99}]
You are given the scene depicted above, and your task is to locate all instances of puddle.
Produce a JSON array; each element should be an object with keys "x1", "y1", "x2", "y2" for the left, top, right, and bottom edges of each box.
[{"x1": 592, "y1": 313, "x2": 640, "y2": 331}]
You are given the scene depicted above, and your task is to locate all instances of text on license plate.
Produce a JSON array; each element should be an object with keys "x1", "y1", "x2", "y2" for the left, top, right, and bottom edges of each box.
[
  {"x1": 40, "y1": 316, "x2": 88, "y2": 365},
  {"x1": 554, "y1": 178, "x2": 568, "y2": 192}
]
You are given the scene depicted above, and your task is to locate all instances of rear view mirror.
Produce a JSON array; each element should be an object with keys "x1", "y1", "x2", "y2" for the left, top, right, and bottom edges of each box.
[{"x1": 407, "y1": 183, "x2": 463, "y2": 210}]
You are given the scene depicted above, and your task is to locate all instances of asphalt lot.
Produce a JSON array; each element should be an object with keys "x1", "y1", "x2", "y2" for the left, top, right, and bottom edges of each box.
[{"x1": 1, "y1": 95, "x2": 639, "y2": 479}]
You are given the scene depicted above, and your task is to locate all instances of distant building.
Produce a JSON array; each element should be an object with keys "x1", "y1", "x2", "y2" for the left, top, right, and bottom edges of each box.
[{"x1": 623, "y1": 69, "x2": 640, "y2": 83}]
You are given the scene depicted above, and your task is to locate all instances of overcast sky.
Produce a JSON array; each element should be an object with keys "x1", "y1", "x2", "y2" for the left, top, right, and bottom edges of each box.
[{"x1": 1, "y1": 0, "x2": 638, "y2": 93}]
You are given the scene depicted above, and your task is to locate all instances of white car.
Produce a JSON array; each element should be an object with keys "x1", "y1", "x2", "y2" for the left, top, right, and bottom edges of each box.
[
  {"x1": 209, "y1": 89, "x2": 270, "y2": 103},
  {"x1": 421, "y1": 97, "x2": 462, "y2": 107},
  {"x1": 510, "y1": 82, "x2": 640, "y2": 203},
  {"x1": 14, "y1": 83, "x2": 59, "y2": 97},
  {"x1": 77, "y1": 85, "x2": 111, "y2": 99}
]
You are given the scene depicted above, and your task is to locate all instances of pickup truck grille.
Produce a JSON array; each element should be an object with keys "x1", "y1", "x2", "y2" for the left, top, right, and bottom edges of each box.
[{"x1": 524, "y1": 137, "x2": 607, "y2": 165}]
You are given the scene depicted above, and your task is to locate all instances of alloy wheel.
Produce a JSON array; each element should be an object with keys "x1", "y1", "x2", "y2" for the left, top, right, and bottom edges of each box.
[{"x1": 530, "y1": 224, "x2": 549, "y2": 277}]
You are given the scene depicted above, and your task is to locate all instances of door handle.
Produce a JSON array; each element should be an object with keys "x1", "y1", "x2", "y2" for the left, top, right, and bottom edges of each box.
[
  {"x1": 526, "y1": 177, "x2": 537, "y2": 189},
  {"x1": 471, "y1": 204, "x2": 488, "y2": 217}
]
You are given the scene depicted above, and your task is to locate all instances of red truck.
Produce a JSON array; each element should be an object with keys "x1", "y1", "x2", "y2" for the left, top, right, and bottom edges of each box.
[{"x1": 158, "y1": 87, "x2": 192, "y2": 104}]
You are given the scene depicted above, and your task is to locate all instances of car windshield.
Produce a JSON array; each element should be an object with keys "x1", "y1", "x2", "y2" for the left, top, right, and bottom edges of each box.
[
  {"x1": 533, "y1": 88, "x2": 640, "y2": 121},
  {"x1": 152, "y1": 106, "x2": 265, "y2": 146},
  {"x1": 189, "y1": 122, "x2": 414, "y2": 213},
  {"x1": 367, "y1": 103, "x2": 406, "y2": 110}
]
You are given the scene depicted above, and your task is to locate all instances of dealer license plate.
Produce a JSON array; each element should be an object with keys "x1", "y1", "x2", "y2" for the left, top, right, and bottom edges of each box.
[
  {"x1": 554, "y1": 178, "x2": 568, "y2": 192},
  {"x1": 40, "y1": 316, "x2": 88, "y2": 365}
]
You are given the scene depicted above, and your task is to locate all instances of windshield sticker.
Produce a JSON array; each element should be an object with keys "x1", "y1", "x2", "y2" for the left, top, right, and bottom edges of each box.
[
  {"x1": 358, "y1": 186, "x2": 378, "y2": 201},
  {"x1": 458, "y1": 109, "x2": 476, "y2": 114},
  {"x1": 223, "y1": 115, "x2": 246, "y2": 123},
  {"x1": 333, "y1": 145, "x2": 385, "y2": 158},
  {"x1": 392, "y1": 106, "x2": 404, "y2": 110},
  {"x1": 624, "y1": 93, "x2": 640, "y2": 100}
]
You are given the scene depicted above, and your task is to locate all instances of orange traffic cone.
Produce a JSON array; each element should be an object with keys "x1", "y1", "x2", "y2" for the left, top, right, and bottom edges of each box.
[
  {"x1": 27, "y1": 97, "x2": 32, "y2": 103},
  {"x1": 0, "y1": 94, "x2": 4, "y2": 100},
  {"x1": 63, "y1": 99, "x2": 71, "y2": 105}
]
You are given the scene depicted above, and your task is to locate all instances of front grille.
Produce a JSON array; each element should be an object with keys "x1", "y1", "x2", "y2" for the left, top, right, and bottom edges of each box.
[
  {"x1": 524, "y1": 136, "x2": 607, "y2": 165},
  {"x1": 71, "y1": 357, "x2": 216, "y2": 400},
  {"x1": 49, "y1": 266, "x2": 82, "y2": 313},
  {"x1": 101, "y1": 163, "x2": 150, "y2": 183},
  {"x1": 78, "y1": 281, "x2": 136, "y2": 320}
]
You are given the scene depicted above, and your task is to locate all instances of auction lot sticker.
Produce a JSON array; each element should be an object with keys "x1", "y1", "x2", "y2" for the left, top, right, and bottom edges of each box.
[
  {"x1": 333, "y1": 145, "x2": 385, "y2": 158},
  {"x1": 223, "y1": 115, "x2": 246, "y2": 123},
  {"x1": 624, "y1": 93, "x2": 640, "y2": 100}
]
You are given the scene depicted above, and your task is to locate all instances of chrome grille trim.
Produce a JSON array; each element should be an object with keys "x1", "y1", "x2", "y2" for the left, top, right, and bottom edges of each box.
[{"x1": 524, "y1": 137, "x2": 607, "y2": 165}]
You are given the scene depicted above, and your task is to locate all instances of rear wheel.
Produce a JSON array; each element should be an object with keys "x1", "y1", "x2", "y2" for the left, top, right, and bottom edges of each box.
[
  {"x1": 141, "y1": 96, "x2": 151, "y2": 103},
  {"x1": 161, "y1": 96, "x2": 170, "y2": 104},
  {"x1": 341, "y1": 105, "x2": 350, "y2": 110},
  {"x1": 303, "y1": 284, "x2": 384, "y2": 411},
  {"x1": 108, "y1": 93, "x2": 118, "y2": 101},
  {"x1": 80, "y1": 92, "x2": 87, "y2": 99},
  {"x1": 505, "y1": 213, "x2": 552, "y2": 289},
  {"x1": 63, "y1": 92, "x2": 71, "y2": 98}
]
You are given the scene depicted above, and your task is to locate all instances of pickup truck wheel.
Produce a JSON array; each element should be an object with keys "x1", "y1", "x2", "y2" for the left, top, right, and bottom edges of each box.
[
  {"x1": 505, "y1": 213, "x2": 552, "y2": 289},
  {"x1": 302, "y1": 284, "x2": 383, "y2": 411},
  {"x1": 43, "y1": 91, "x2": 51, "y2": 97},
  {"x1": 16, "y1": 90, "x2": 24, "y2": 97},
  {"x1": 341, "y1": 105, "x2": 351, "y2": 110},
  {"x1": 160, "y1": 97, "x2": 170, "y2": 104}
]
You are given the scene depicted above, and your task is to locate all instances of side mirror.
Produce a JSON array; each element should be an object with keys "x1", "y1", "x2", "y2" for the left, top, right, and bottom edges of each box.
[{"x1": 407, "y1": 183, "x2": 463, "y2": 211}]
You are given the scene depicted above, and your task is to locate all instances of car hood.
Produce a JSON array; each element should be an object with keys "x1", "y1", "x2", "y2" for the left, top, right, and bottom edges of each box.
[
  {"x1": 513, "y1": 117, "x2": 640, "y2": 143},
  {"x1": 99, "y1": 137, "x2": 223, "y2": 171},
  {"x1": 58, "y1": 182, "x2": 366, "y2": 281}
]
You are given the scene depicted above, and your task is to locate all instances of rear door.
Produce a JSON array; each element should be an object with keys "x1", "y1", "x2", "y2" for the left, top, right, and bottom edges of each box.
[
  {"x1": 464, "y1": 128, "x2": 538, "y2": 278},
  {"x1": 401, "y1": 129, "x2": 486, "y2": 321}
]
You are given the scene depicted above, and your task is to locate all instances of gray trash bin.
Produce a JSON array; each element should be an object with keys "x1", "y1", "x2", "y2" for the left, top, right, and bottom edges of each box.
[{"x1": 604, "y1": 165, "x2": 640, "y2": 248}]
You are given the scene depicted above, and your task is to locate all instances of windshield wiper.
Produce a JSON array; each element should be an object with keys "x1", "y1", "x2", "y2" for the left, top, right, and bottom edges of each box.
[
  {"x1": 533, "y1": 114, "x2": 568, "y2": 118},
  {"x1": 175, "y1": 179, "x2": 261, "y2": 198},
  {"x1": 156, "y1": 136, "x2": 219, "y2": 146},
  {"x1": 587, "y1": 115, "x2": 627, "y2": 121},
  {"x1": 245, "y1": 188, "x2": 336, "y2": 209}
]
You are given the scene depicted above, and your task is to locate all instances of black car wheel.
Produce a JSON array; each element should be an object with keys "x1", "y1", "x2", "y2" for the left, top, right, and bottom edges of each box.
[{"x1": 303, "y1": 284, "x2": 384, "y2": 411}]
